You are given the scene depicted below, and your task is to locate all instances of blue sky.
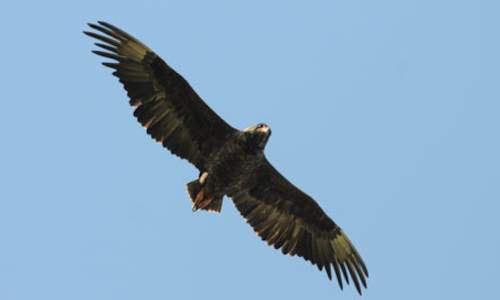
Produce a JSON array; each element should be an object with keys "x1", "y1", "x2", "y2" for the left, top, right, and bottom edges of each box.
[{"x1": 0, "y1": 1, "x2": 498, "y2": 299}]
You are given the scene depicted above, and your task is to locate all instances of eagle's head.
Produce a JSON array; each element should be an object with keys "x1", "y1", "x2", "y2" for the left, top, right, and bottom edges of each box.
[{"x1": 243, "y1": 123, "x2": 272, "y2": 151}]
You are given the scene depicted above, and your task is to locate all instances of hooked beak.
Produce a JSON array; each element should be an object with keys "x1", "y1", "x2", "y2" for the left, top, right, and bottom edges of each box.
[{"x1": 257, "y1": 125, "x2": 270, "y2": 134}]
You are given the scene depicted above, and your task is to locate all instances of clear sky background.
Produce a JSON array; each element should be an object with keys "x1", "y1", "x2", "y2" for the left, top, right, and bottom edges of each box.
[{"x1": 0, "y1": 1, "x2": 498, "y2": 299}]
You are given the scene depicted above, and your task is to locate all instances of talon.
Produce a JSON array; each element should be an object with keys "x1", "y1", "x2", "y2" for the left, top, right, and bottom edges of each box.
[
  {"x1": 192, "y1": 189, "x2": 206, "y2": 212},
  {"x1": 199, "y1": 172, "x2": 208, "y2": 184},
  {"x1": 198, "y1": 197, "x2": 213, "y2": 209},
  {"x1": 194, "y1": 190, "x2": 204, "y2": 203}
]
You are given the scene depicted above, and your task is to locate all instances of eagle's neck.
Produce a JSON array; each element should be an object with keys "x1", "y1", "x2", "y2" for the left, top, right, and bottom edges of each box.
[{"x1": 238, "y1": 131, "x2": 269, "y2": 155}]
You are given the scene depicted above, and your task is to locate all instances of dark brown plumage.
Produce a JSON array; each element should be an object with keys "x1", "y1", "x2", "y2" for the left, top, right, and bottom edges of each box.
[{"x1": 84, "y1": 21, "x2": 368, "y2": 294}]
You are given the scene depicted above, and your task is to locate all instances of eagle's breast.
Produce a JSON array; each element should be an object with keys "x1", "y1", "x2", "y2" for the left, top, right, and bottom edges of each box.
[{"x1": 205, "y1": 134, "x2": 263, "y2": 196}]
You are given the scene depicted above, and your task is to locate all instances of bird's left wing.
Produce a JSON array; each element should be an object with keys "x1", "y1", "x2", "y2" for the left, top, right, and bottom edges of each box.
[
  {"x1": 84, "y1": 22, "x2": 236, "y2": 171},
  {"x1": 231, "y1": 158, "x2": 368, "y2": 294}
]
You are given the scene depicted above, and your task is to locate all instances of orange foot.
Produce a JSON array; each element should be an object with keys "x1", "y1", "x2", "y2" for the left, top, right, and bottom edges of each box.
[{"x1": 192, "y1": 190, "x2": 213, "y2": 212}]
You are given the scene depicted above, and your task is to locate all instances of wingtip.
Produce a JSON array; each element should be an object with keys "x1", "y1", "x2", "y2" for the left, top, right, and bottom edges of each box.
[
  {"x1": 325, "y1": 264, "x2": 332, "y2": 281},
  {"x1": 337, "y1": 275, "x2": 344, "y2": 290},
  {"x1": 97, "y1": 20, "x2": 117, "y2": 31},
  {"x1": 87, "y1": 23, "x2": 101, "y2": 30},
  {"x1": 353, "y1": 279, "x2": 363, "y2": 296}
]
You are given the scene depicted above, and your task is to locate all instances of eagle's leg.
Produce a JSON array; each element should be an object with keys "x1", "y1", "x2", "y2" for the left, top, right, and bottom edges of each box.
[{"x1": 187, "y1": 172, "x2": 223, "y2": 213}]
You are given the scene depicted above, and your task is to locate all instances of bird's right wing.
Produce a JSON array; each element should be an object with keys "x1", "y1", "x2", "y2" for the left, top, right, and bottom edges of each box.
[
  {"x1": 231, "y1": 158, "x2": 368, "y2": 294},
  {"x1": 84, "y1": 21, "x2": 236, "y2": 171}
]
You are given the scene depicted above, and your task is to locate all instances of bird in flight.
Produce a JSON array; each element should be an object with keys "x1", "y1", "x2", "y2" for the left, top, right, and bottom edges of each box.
[{"x1": 84, "y1": 21, "x2": 368, "y2": 294}]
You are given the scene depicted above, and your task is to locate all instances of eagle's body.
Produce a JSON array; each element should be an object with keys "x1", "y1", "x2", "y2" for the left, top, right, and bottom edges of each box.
[
  {"x1": 195, "y1": 127, "x2": 270, "y2": 211},
  {"x1": 85, "y1": 21, "x2": 369, "y2": 295}
]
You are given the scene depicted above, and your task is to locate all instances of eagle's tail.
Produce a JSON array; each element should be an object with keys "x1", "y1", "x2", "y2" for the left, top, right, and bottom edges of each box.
[{"x1": 187, "y1": 180, "x2": 223, "y2": 213}]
